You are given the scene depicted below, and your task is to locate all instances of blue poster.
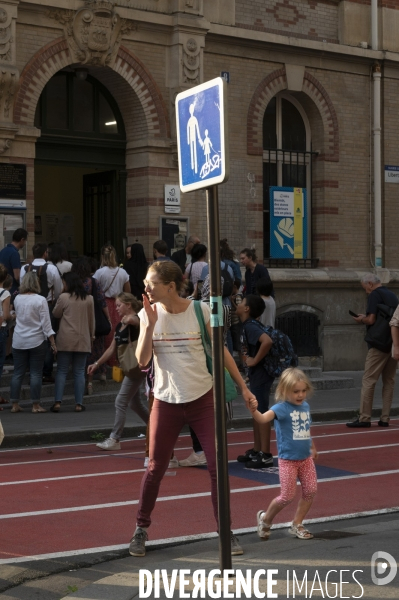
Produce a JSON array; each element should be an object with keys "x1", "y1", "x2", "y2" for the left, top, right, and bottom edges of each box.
[
  {"x1": 269, "y1": 186, "x2": 308, "y2": 259},
  {"x1": 176, "y1": 78, "x2": 228, "y2": 192}
]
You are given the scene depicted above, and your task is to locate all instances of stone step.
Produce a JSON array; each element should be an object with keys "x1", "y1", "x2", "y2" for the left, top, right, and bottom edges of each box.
[
  {"x1": 0, "y1": 378, "x2": 121, "y2": 401},
  {"x1": 271, "y1": 374, "x2": 354, "y2": 391},
  {"x1": 298, "y1": 366, "x2": 322, "y2": 378},
  {"x1": 298, "y1": 356, "x2": 323, "y2": 368},
  {"x1": 1, "y1": 389, "x2": 126, "y2": 409}
]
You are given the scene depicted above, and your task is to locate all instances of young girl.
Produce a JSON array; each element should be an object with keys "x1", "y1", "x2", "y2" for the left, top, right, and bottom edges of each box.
[{"x1": 248, "y1": 367, "x2": 318, "y2": 540}]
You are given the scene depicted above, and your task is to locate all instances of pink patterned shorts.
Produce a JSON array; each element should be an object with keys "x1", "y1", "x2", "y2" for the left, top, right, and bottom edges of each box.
[{"x1": 275, "y1": 456, "x2": 317, "y2": 506}]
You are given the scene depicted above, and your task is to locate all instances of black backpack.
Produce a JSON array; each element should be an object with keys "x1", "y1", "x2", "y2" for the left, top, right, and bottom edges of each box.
[
  {"x1": 221, "y1": 262, "x2": 234, "y2": 298},
  {"x1": 244, "y1": 319, "x2": 298, "y2": 378},
  {"x1": 24, "y1": 263, "x2": 49, "y2": 299}
]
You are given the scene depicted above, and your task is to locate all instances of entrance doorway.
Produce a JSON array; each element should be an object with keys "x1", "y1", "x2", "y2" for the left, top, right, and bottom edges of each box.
[{"x1": 34, "y1": 69, "x2": 126, "y2": 260}]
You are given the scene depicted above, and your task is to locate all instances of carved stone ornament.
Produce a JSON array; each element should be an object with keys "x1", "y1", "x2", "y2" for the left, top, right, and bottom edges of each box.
[
  {"x1": 0, "y1": 66, "x2": 19, "y2": 121},
  {"x1": 0, "y1": 8, "x2": 13, "y2": 62},
  {"x1": 49, "y1": 1, "x2": 136, "y2": 67},
  {"x1": 0, "y1": 137, "x2": 12, "y2": 154},
  {"x1": 183, "y1": 37, "x2": 200, "y2": 85}
]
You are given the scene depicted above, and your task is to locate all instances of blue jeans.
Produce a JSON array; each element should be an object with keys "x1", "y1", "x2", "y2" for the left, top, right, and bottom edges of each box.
[
  {"x1": 55, "y1": 351, "x2": 88, "y2": 405},
  {"x1": 110, "y1": 373, "x2": 148, "y2": 440},
  {"x1": 0, "y1": 327, "x2": 8, "y2": 382},
  {"x1": 11, "y1": 341, "x2": 47, "y2": 402}
]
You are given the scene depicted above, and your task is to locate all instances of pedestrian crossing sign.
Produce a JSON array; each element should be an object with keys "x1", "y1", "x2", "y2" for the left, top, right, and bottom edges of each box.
[{"x1": 175, "y1": 77, "x2": 229, "y2": 193}]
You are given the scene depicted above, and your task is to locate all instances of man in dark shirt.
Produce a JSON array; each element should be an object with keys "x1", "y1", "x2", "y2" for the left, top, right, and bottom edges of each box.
[
  {"x1": 171, "y1": 234, "x2": 200, "y2": 272},
  {"x1": 240, "y1": 247, "x2": 273, "y2": 296},
  {"x1": 152, "y1": 240, "x2": 171, "y2": 262},
  {"x1": 0, "y1": 228, "x2": 28, "y2": 294},
  {"x1": 347, "y1": 273, "x2": 398, "y2": 428}
]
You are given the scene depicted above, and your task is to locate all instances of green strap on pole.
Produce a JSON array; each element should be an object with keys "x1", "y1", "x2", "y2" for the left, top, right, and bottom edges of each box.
[{"x1": 209, "y1": 295, "x2": 224, "y2": 327}]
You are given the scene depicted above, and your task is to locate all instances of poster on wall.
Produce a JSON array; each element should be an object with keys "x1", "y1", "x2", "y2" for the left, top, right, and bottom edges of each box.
[
  {"x1": 269, "y1": 186, "x2": 307, "y2": 259},
  {"x1": 35, "y1": 213, "x2": 75, "y2": 252}
]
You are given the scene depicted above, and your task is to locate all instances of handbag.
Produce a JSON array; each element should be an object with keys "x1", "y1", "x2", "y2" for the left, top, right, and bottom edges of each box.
[
  {"x1": 112, "y1": 366, "x2": 124, "y2": 383},
  {"x1": 91, "y1": 278, "x2": 112, "y2": 338},
  {"x1": 193, "y1": 300, "x2": 237, "y2": 402},
  {"x1": 117, "y1": 324, "x2": 140, "y2": 378}
]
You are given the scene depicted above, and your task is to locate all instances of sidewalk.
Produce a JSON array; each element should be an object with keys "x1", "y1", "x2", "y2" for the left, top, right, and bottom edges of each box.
[
  {"x1": 1, "y1": 371, "x2": 399, "y2": 448},
  {"x1": 2, "y1": 512, "x2": 399, "y2": 599}
]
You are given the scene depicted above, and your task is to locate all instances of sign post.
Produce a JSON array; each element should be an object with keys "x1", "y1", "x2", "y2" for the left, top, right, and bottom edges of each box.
[{"x1": 176, "y1": 78, "x2": 231, "y2": 570}]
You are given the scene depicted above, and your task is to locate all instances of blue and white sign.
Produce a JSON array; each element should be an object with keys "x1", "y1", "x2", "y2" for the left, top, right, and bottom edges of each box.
[
  {"x1": 385, "y1": 165, "x2": 399, "y2": 183},
  {"x1": 269, "y1": 187, "x2": 308, "y2": 259},
  {"x1": 175, "y1": 77, "x2": 229, "y2": 193}
]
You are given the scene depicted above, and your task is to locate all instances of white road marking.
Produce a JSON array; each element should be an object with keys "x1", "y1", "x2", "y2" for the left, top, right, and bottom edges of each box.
[
  {"x1": 1, "y1": 468, "x2": 399, "y2": 520},
  {"x1": 1, "y1": 506, "x2": 398, "y2": 565}
]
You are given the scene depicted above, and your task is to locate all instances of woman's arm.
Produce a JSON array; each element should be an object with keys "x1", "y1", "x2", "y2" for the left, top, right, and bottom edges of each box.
[
  {"x1": 310, "y1": 438, "x2": 318, "y2": 460},
  {"x1": 87, "y1": 339, "x2": 116, "y2": 374},
  {"x1": 52, "y1": 296, "x2": 64, "y2": 319},
  {"x1": 123, "y1": 281, "x2": 131, "y2": 293},
  {"x1": 2, "y1": 296, "x2": 10, "y2": 321},
  {"x1": 136, "y1": 295, "x2": 157, "y2": 368},
  {"x1": 39, "y1": 298, "x2": 55, "y2": 340},
  {"x1": 205, "y1": 319, "x2": 256, "y2": 407}
]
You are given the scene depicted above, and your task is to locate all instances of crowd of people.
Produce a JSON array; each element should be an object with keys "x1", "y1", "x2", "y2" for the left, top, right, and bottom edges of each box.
[{"x1": 0, "y1": 228, "x2": 397, "y2": 558}]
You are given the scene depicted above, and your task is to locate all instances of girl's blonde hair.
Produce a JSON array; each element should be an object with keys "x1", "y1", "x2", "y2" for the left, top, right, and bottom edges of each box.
[
  {"x1": 275, "y1": 367, "x2": 314, "y2": 401},
  {"x1": 20, "y1": 271, "x2": 41, "y2": 294},
  {"x1": 147, "y1": 260, "x2": 186, "y2": 293},
  {"x1": 116, "y1": 292, "x2": 142, "y2": 313},
  {"x1": 100, "y1": 245, "x2": 118, "y2": 269}
]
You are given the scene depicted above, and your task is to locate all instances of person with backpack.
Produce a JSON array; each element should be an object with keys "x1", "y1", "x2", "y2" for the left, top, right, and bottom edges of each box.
[
  {"x1": 236, "y1": 294, "x2": 275, "y2": 469},
  {"x1": 240, "y1": 247, "x2": 273, "y2": 297},
  {"x1": 20, "y1": 242, "x2": 62, "y2": 384},
  {"x1": 347, "y1": 273, "x2": 398, "y2": 428},
  {"x1": 199, "y1": 260, "x2": 234, "y2": 305}
]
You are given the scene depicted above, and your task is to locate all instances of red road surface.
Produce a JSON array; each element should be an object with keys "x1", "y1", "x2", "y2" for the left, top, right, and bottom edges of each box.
[{"x1": 1, "y1": 421, "x2": 398, "y2": 562}]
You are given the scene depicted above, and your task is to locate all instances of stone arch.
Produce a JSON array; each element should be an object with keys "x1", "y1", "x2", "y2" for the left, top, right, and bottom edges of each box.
[
  {"x1": 247, "y1": 67, "x2": 339, "y2": 161},
  {"x1": 13, "y1": 38, "x2": 170, "y2": 139}
]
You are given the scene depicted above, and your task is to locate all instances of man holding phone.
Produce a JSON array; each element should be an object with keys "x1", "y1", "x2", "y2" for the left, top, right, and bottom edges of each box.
[{"x1": 347, "y1": 273, "x2": 398, "y2": 428}]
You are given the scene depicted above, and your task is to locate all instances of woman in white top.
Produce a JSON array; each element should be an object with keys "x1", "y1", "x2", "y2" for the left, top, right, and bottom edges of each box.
[
  {"x1": 10, "y1": 271, "x2": 56, "y2": 413},
  {"x1": 184, "y1": 243, "x2": 208, "y2": 286},
  {"x1": 48, "y1": 242, "x2": 72, "y2": 276},
  {"x1": 128, "y1": 260, "x2": 255, "y2": 558},
  {"x1": 93, "y1": 245, "x2": 130, "y2": 365},
  {"x1": 0, "y1": 266, "x2": 13, "y2": 407}
]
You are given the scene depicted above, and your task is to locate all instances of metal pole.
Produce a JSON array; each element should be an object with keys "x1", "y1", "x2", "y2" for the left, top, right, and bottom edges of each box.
[
  {"x1": 206, "y1": 185, "x2": 232, "y2": 571},
  {"x1": 373, "y1": 63, "x2": 382, "y2": 268}
]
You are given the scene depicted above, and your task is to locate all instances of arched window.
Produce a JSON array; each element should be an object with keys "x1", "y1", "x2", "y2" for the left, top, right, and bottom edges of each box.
[
  {"x1": 34, "y1": 71, "x2": 125, "y2": 139},
  {"x1": 263, "y1": 93, "x2": 312, "y2": 259}
]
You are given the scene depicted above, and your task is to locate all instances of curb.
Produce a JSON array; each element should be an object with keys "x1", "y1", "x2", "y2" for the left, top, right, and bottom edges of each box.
[{"x1": 2, "y1": 406, "x2": 398, "y2": 449}]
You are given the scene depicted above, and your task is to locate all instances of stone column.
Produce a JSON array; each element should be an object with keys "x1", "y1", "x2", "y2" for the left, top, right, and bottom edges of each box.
[{"x1": 0, "y1": 0, "x2": 20, "y2": 156}]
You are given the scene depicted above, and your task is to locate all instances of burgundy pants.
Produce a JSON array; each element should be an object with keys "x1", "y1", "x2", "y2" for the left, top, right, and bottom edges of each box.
[{"x1": 136, "y1": 388, "x2": 222, "y2": 529}]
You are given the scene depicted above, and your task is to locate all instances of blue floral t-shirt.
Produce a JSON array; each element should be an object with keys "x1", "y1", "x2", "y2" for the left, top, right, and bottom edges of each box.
[{"x1": 271, "y1": 400, "x2": 312, "y2": 460}]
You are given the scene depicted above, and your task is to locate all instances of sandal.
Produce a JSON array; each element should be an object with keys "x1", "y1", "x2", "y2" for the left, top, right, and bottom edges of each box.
[
  {"x1": 50, "y1": 403, "x2": 61, "y2": 413},
  {"x1": 256, "y1": 510, "x2": 272, "y2": 540},
  {"x1": 288, "y1": 523, "x2": 313, "y2": 540},
  {"x1": 11, "y1": 405, "x2": 23, "y2": 413},
  {"x1": 32, "y1": 406, "x2": 47, "y2": 413},
  {"x1": 75, "y1": 404, "x2": 86, "y2": 412}
]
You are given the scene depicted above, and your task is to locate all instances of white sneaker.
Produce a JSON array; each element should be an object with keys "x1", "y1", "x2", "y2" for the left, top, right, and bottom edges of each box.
[
  {"x1": 179, "y1": 451, "x2": 207, "y2": 467},
  {"x1": 144, "y1": 457, "x2": 149, "y2": 467},
  {"x1": 96, "y1": 437, "x2": 121, "y2": 451},
  {"x1": 168, "y1": 457, "x2": 179, "y2": 469}
]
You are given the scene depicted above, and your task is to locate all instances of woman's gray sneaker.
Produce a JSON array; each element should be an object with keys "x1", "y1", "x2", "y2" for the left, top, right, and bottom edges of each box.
[
  {"x1": 129, "y1": 527, "x2": 148, "y2": 557},
  {"x1": 230, "y1": 532, "x2": 244, "y2": 555}
]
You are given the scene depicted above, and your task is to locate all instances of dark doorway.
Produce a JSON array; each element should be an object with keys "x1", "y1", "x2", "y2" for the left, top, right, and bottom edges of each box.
[{"x1": 276, "y1": 310, "x2": 321, "y2": 356}]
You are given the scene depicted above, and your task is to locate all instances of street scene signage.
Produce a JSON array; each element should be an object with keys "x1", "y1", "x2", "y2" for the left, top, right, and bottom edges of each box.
[
  {"x1": 164, "y1": 185, "x2": 181, "y2": 213},
  {"x1": 175, "y1": 77, "x2": 229, "y2": 193},
  {"x1": 384, "y1": 165, "x2": 399, "y2": 183},
  {"x1": 270, "y1": 186, "x2": 308, "y2": 259}
]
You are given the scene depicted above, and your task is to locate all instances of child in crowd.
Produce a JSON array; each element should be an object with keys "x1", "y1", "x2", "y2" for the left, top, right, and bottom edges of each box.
[
  {"x1": 256, "y1": 277, "x2": 276, "y2": 328},
  {"x1": 236, "y1": 294, "x2": 274, "y2": 468},
  {"x1": 249, "y1": 367, "x2": 318, "y2": 540}
]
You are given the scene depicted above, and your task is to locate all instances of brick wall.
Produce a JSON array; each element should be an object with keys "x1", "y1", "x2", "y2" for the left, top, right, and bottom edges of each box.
[{"x1": 235, "y1": 0, "x2": 339, "y2": 44}]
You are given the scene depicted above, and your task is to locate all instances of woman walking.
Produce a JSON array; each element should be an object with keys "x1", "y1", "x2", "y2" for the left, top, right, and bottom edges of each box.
[
  {"x1": 123, "y1": 243, "x2": 148, "y2": 299},
  {"x1": 128, "y1": 260, "x2": 256, "y2": 558},
  {"x1": 87, "y1": 292, "x2": 149, "y2": 449},
  {"x1": 72, "y1": 257, "x2": 111, "y2": 393},
  {"x1": 51, "y1": 272, "x2": 95, "y2": 412},
  {"x1": 10, "y1": 271, "x2": 55, "y2": 413},
  {"x1": 93, "y1": 246, "x2": 130, "y2": 365}
]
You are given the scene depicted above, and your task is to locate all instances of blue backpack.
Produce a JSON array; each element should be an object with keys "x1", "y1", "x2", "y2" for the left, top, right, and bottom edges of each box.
[{"x1": 244, "y1": 319, "x2": 298, "y2": 378}]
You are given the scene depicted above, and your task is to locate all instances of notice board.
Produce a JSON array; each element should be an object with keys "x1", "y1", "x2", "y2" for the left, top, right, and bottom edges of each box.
[{"x1": 159, "y1": 216, "x2": 189, "y2": 256}]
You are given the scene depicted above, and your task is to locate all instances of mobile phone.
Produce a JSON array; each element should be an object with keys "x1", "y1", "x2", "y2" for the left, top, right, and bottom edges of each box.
[{"x1": 349, "y1": 310, "x2": 359, "y2": 318}]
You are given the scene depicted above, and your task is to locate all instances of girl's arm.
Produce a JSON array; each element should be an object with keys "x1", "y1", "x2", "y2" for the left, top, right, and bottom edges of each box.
[
  {"x1": 87, "y1": 339, "x2": 117, "y2": 374},
  {"x1": 2, "y1": 296, "x2": 10, "y2": 321},
  {"x1": 310, "y1": 438, "x2": 318, "y2": 460},
  {"x1": 122, "y1": 313, "x2": 139, "y2": 326},
  {"x1": 249, "y1": 403, "x2": 276, "y2": 424},
  {"x1": 245, "y1": 332, "x2": 273, "y2": 367}
]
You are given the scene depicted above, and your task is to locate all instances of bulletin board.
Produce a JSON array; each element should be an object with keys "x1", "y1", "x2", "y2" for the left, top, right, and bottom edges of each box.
[{"x1": 159, "y1": 216, "x2": 189, "y2": 256}]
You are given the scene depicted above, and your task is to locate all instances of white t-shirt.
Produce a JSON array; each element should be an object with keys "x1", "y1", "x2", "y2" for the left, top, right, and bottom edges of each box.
[
  {"x1": 0, "y1": 288, "x2": 10, "y2": 327},
  {"x1": 13, "y1": 294, "x2": 55, "y2": 350},
  {"x1": 139, "y1": 301, "x2": 213, "y2": 403},
  {"x1": 55, "y1": 261, "x2": 73, "y2": 275},
  {"x1": 259, "y1": 296, "x2": 276, "y2": 328},
  {"x1": 93, "y1": 266, "x2": 130, "y2": 298},
  {"x1": 184, "y1": 261, "x2": 208, "y2": 286}
]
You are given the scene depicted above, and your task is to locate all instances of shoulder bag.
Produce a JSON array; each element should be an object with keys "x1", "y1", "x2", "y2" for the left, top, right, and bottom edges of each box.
[
  {"x1": 117, "y1": 324, "x2": 140, "y2": 379},
  {"x1": 364, "y1": 289, "x2": 397, "y2": 352},
  {"x1": 193, "y1": 300, "x2": 237, "y2": 402}
]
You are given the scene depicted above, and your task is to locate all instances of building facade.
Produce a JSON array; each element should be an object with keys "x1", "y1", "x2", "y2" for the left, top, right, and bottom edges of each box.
[{"x1": 1, "y1": 0, "x2": 399, "y2": 369}]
